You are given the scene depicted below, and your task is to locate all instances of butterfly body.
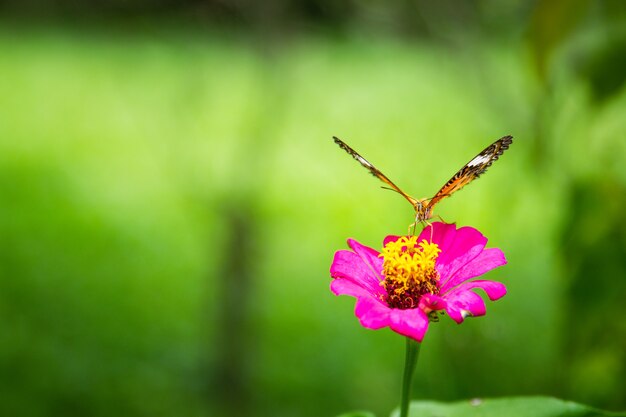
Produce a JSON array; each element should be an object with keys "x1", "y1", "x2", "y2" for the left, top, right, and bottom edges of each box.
[
  {"x1": 333, "y1": 135, "x2": 513, "y2": 226},
  {"x1": 414, "y1": 199, "x2": 433, "y2": 223}
]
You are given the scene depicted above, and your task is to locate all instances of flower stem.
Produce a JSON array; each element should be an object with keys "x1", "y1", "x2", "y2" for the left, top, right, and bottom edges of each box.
[{"x1": 400, "y1": 337, "x2": 421, "y2": 417}]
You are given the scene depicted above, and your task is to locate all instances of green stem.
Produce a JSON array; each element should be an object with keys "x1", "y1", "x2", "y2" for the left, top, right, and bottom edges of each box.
[{"x1": 400, "y1": 337, "x2": 421, "y2": 417}]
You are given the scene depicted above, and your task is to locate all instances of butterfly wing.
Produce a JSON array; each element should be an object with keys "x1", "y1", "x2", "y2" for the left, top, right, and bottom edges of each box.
[
  {"x1": 333, "y1": 136, "x2": 419, "y2": 208},
  {"x1": 426, "y1": 135, "x2": 513, "y2": 210}
]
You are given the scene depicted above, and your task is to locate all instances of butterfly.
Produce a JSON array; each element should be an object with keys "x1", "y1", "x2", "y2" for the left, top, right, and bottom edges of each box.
[{"x1": 333, "y1": 135, "x2": 513, "y2": 226}]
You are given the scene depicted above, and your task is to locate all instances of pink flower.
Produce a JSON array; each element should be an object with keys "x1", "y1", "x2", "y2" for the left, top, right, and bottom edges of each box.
[{"x1": 330, "y1": 222, "x2": 507, "y2": 342}]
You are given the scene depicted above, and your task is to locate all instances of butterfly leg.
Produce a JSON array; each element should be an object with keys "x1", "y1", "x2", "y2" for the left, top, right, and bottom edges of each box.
[
  {"x1": 416, "y1": 221, "x2": 435, "y2": 242},
  {"x1": 434, "y1": 214, "x2": 451, "y2": 224},
  {"x1": 407, "y1": 219, "x2": 433, "y2": 238},
  {"x1": 407, "y1": 221, "x2": 417, "y2": 237}
]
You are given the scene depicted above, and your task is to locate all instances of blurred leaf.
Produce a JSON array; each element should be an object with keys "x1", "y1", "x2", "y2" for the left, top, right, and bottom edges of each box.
[
  {"x1": 528, "y1": 0, "x2": 591, "y2": 81},
  {"x1": 337, "y1": 412, "x2": 376, "y2": 417},
  {"x1": 581, "y1": 35, "x2": 626, "y2": 102},
  {"x1": 393, "y1": 397, "x2": 626, "y2": 417}
]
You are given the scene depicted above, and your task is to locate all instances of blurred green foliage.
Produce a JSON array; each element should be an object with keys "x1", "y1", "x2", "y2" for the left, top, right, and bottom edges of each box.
[
  {"x1": 401, "y1": 397, "x2": 626, "y2": 417},
  {"x1": 0, "y1": 2, "x2": 625, "y2": 416}
]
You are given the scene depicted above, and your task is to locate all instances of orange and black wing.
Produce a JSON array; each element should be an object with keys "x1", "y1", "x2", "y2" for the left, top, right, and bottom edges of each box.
[
  {"x1": 333, "y1": 136, "x2": 418, "y2": 207},
  {"x1": 426, "y1": 135, "x2": 513, "y2": 210}
]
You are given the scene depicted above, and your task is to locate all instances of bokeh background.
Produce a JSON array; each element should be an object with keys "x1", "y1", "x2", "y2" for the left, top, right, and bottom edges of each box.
[{"x1": 1, "y1": 1, "x2": 625, "y2": 416}]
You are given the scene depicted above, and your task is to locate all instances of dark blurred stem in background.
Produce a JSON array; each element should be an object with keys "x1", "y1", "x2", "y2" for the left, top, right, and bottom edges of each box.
[
  {"x1": 206, "y1": 52, "x2": 284, "y2": 415},
  {"x1": 211, "y1": 203, "x2": 256, "y2": 417}
]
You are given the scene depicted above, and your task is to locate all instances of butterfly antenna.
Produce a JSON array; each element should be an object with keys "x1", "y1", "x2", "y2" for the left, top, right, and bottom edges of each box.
[{"x1": 381, "y1": 186, "x2": 403, "y2": 195}]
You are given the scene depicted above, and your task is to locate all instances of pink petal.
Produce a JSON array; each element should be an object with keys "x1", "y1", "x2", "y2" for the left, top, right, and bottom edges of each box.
[
  {"x1": 330, "y1": 277, "x2": 375, "y2": 298},
  {"x1": 355, "y1": 296, "x2": 392, "y2": 329},
  {"x1": 436, "y1": 226, "x2": 488, "y2": 287},
  {"x1": 348, "y1": 238, "x2": 382, "y2": 270},
  {"x1": 448, "y1": 280, "x2": 507, "y2": 301},
  {"x1": 388, "y1": 308, "x2": 430, "y2": 342},
  {"x1": 419, "y1": 293, "x2": 447, "y2": 312},
  {"x1": 330, "y1": 243, "x2": 384, "y2": 298},
  {"x1": 439, "y1": 248, "x2": 507, "y2": 294},
  {"x1": 444, "y1": 290, "x2": 487, "y2": 323},
  {"x1": 331, "y1": 278, "x2": 391, "y2": 329},
  {"x1": 419, "y1": 222, "x2": 457, "y2": 250},
  {"x1": 383, "y1": 235, "x2": 402, "y2": 246}
]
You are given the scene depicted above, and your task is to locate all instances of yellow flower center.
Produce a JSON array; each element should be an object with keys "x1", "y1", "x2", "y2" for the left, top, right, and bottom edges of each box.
[{"x1": 379, "y1": 236, "x2": 441, "y2": 309}]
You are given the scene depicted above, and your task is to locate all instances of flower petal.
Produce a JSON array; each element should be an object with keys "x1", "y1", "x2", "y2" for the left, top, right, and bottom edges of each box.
[
  {"x1": 330, "y1": 277, "x2": 373, "y2": 298},
  {"x1": 431, "y1": 225, "x2": 488, "y2": 288},
  {"x1": 331, "y1": 278, "x2": 391, "y2": 329},
  {"x1": 330, "y1": 239, "x2": 384, "y2": 298},
  {"x1": 388, "y1": 308, "x2": 430, "y2": 342},
  {"x1": 383, "y1": 235, "x2": 402, "y2": 246},
  {"x1": 449, "y1": 279, "x2": 507, "y2": 301},
  {"x1": 419, "y1": 293, "x2": 447, "y2": 312},
  {"x1": 348, "y1": 238, "x2": 382, "y2": 265},
  {"x1": 439, "y1": 248, "x2": 507, "y2": 294},
  {"x1": 445, "y1": 290, "x2": 487, "y2": 323},
  {"x1": 419, "y1": 222, "x2": 457, "y2": 251},
  {"x1": 355, "y1": 296, "x2": 392, "y2": 329}
]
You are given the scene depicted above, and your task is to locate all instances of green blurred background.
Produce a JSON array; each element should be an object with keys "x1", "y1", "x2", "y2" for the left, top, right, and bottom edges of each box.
[{"x1": 0, "y1": 1, "x2": 625, "y2": 416}]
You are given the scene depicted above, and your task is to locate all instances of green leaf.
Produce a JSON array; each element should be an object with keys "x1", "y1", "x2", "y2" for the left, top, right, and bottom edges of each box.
[
  {"x1": 391, "y1": 397, "x2": 626, "y2": 417},
  {"x1": 337, "y1": 412, "x2": 376, "y2": 417}
]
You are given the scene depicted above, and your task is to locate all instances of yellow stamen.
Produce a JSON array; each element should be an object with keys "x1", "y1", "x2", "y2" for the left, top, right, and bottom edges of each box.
[{"x1": 379, "y1": 236, "x2": 441, "y2": 309}]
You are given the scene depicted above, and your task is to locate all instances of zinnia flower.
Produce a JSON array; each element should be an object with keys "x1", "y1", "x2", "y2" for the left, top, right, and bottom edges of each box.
[{"x1": 330, "y1": 222, "x2": 507, "y2": 342}]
